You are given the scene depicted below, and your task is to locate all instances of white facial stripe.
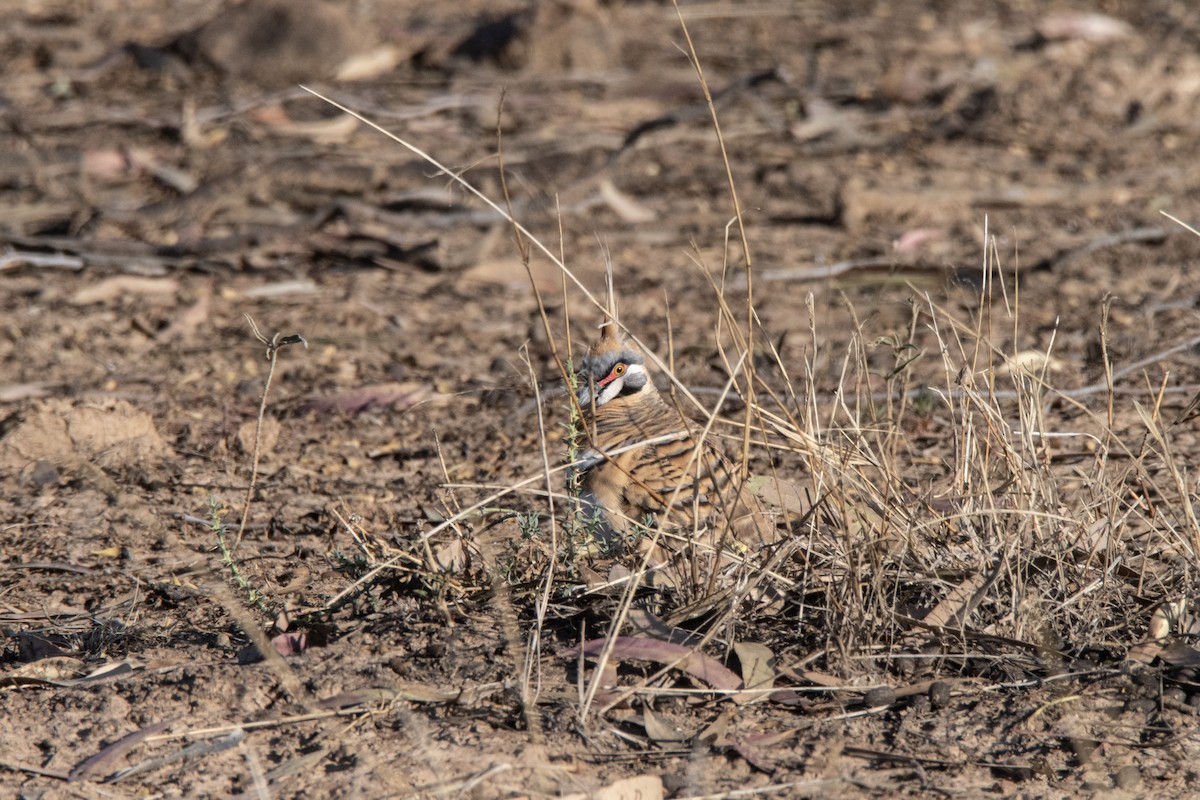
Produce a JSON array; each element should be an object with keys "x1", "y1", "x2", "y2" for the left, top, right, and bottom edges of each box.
[{"x1": 596, "y1": 363, "x2": 647, "y2": 406}]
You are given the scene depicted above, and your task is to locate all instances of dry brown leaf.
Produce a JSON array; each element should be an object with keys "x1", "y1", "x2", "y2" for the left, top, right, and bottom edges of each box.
[
  {"x1": 258, "y1": 113, "x2": 361, "y2": 144},
  {"x1": 729, "y1": 736, "x2": 776, "y2": 773},
  {"x1": 923, "y1": 572, "x2": 987, "y2": 629},
  {"x1": 0, "y1": 382, "x2": 52, "y2": 402},
  {"x1": 598, "y1": 178, "x2": 656, "y2": 224},
  {"x1": 639, "y1": 705, "x2": 687, "y2": 743},
  {"x1": 1038, "y1": 12, "x2": 1134, "y2": 43},
  {"x1": 301, "y1": 382, "x2": 430, "y2": 415},
  {"x1": 893, "y1": 227, "x2": 945, "y2": 254},
  {"x1": 126, "y1": 149, "x2": 199, "y2": 194},
  {"x1": 241, "y1": 279, "x2": 318, "y2": 299},
  {"x1": 457, "y1": 257, "x2": 561, "y2": 294},
  {"x1": 69, "y1": 720, "x2": 171, "y2": 782},
  {"x1": 0, "y1": 656, "x2": 88, "y2": 686},
  {"x1": 335, "y1": 44, "x2": 405, "y2": 81},
  {"x1": 997, "y1": 350, "x2": 1067, "y2": 376},
  {"x1": 433, "y1": 538, "x2": 467, "y2": 572},
  {"x1": 271, "y1": 631, "x2": 309, "y2": 657},
  {"x1": 746, "y1": 475, "x2": 809, "y2": 515},
  {"x1": 576, "y1": 637, "x2": 742, "y2": 694},
  {"x1": 70, "y1": 276, "x2": 180, "y2": 305},
  {"x1": 161, "y1": 282, "x2": 211, "y2": 340},
  {"x1": 733, "y1": 642, "x2": 776, "y2": 700},
  {"x1": 1159, "y1": 641, "x2": 1200, "y2": 667},
  {"x1": 695, "y1": 707, "x2": 735, "y2": 743},
  {"x1": 593, "y1": 775, "x2": 663, "y2": 800},
  {"x1": 81, "y1": 147, "x2": 136, "y2": 181},
  {"x1": 1126, "y1": 640, "x2": 1162, "y2": 666},
  {"x1": 1149, "y1": 599, "x2": 1197, "y2": 640}
]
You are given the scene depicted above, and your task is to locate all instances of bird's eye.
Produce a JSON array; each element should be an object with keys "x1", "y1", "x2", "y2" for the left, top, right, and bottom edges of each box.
[{"x1": 612, "y1": 363, "x2": 626, "y2": 377}]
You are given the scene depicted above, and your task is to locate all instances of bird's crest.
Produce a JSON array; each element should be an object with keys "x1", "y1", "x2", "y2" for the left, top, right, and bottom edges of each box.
[{"x1": 593, "y1": 257, "x2": 627, "y2": 355}]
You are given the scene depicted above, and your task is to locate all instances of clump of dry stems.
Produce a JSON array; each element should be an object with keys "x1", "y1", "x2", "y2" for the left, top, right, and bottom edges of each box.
[{"x1": 296, "y1": 11, "x2": 1198, "y2": 735}]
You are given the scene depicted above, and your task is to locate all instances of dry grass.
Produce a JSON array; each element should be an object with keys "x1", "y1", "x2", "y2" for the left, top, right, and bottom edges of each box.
[
  {"x1": 286, "y1": 9, "x2": 1200, "y2": 784},
  {"x1": 10, "y1": 5, "x2": 1200, "y2": 795}
]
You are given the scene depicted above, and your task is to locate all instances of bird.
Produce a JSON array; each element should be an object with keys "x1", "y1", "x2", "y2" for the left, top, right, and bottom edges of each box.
[{"x1": 570, "y1": 313, "x2": 782, "y2": 603}]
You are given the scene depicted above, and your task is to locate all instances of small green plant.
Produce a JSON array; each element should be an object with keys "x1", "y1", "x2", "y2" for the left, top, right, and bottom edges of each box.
[
  {"x1": 211, "y1": 495, "x2": 270, "y2": 614},
  {"x1": 560, "y1": 358, "x2": 594, "y2": 567}
]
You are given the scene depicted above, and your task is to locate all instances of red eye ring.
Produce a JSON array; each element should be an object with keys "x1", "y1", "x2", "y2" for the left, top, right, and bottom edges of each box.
[{"x1": 597, "y1": 363, "x2": 627, "y2": 388}]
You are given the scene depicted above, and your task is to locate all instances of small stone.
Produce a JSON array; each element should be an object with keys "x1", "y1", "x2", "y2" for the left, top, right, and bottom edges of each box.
[
  {"x1": 27, "y1": 459, "x2": 59, "y2": 489},
  {"x1": 1081, "y1": 772, "x2": 1111, "y2": 792},
  {"x1": 1134, "y1": 670, "x2": 1159, "y2": 689},
  {"x1": 929, "y1": 681, "x2": 952, "y2": 709},
  {"x1": 863, "y1": 687, "x2": 896, "y2": 708},
  {"x1": 1124, "y1": 697, "x2": 1156, "y2": 714},
  {"x1": 1115, "y1": 765, "x2": 1141, "y2": 790}
]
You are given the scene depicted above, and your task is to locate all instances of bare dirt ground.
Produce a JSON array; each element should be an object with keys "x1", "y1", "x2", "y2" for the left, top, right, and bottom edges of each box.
[{"x1": 4, "y1": 1, "x2": 1200, "y2": 797}]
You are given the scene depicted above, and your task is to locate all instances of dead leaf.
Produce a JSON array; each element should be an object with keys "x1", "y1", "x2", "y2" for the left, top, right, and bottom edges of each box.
[
  {"x1": 1159, "y1": 641, "x2": 1200, "y2": 668},
  {"x1": 893, "y1": 227, "x2": 945, "y2": 254},
  {"x1": 335, "y1": 44, "x2": 405, "y2": 81},
  {"x1": 126, "y1": 149, "x2": 198, "y2": 194},
  {"x1": 923, "y1": 572, "x2": 987, "y2": 629},
  {"x1": 70, "y1": 276, "x2": 180, "y2": 305},
  {"x1": 301, "y1": 382, "x2": 430, "y2": 415},
  {"x1": 0, "y1": 656, "x2": 87, "y2": 685},
  {"x1": 82, "y1": 660, "x2": 137, "y2": 681},
  {"x1": 81, "y1": 147, "x2": 136, "y2": 181},
  {"x1": 1126, "y1": 640, "x2": 1162, "y2": 666},
  {"x1": 730, "y1": 736, "x2": 776, "y2": 773},
  {"x1": 997, "y1": 350, "x2": 1067, "y2": 377},
  {"x1": 257, "y1": 113, "x2": 361, "y2": 144},
  {"x1": 1038, "y1": 12, "x2": 1133, "y2": 43},
  {"x1": 624, "y1": 609, "x2": 699, "y2": 646},
  {"x1": 593, "y1": 774, "x2": 664, "y2": 800},
  {"x1": 695, "y1": 707, "x2": 735, "y2": 743},
  {"x1": 433, "y1": 538, "x2": 467, "y2": 572},
  {"x1": 639, "y1": 705, "x2": 687, "y2": 742},
  {"x1": 271, "y1": 631, "x2": 309, "y2": 657},
  {"x1": 241, "y1": 279, "x2": 318, "y2": 299},
  {"x1": 575, "y1": 636, "x2": 742, "y2": 693},
  {"x1": 733, "y1": 642, "x2": 776, "y2": 700},
  {"x1": 1149, "y1": 599, "x2": 1199, "y2": 639},
  {"x1": 17, "y1": 632, "x2": 68, "y2": 661},
  {"x1": 0, "y1": 382, "x2": 53, "y2": 402},
  {"x1": 458, "y1": 257, "x2": 561, "y2": 294},
  {"x1": 599, "y1": 178, "x2": 656, "y2": 223},
  {"x1": 746, "y1": 475, "x2": 810, "y2": 515},
  {"x1": 69, "y1": 720, "x2": 171, "y2": 782},
  {"x1": 161, "y1": 282, "x2": 211, "y2": 340}
]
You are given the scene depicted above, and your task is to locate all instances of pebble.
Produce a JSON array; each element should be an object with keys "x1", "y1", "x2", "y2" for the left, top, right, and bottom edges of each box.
[
  {"x1": 929, "y1": 681, "x2": 952, "y2": 709},
  {"x1": 1124, "y1": 697, "x2": 1156, "y2": 714},
  {"x1": 1114, "y1": 765, "x2": 1141, "y2": 790},
  {"x1": 863, "y1": 687, "x2": 896, "y2": 708}
]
